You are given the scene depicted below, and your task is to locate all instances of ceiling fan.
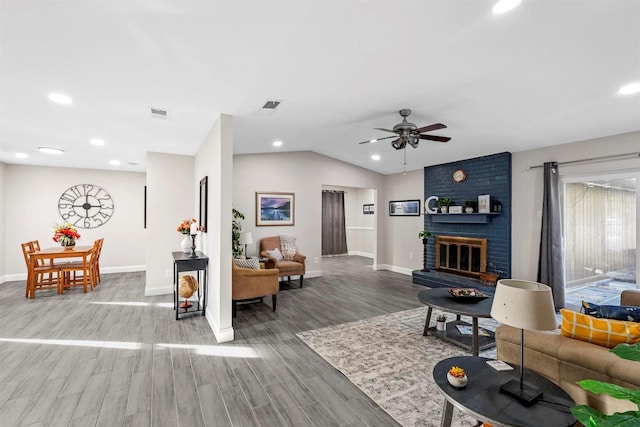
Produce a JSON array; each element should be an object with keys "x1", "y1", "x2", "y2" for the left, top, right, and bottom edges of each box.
[{"x1": 359, "y1": 108, "x2": 451, "y2": 149}]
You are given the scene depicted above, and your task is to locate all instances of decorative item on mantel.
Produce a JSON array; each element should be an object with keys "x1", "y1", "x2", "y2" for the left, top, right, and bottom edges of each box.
[
  {"x1": 53, "y1": 222, "x2": 81, "y2": 249},
  {"x1": 177, "y1": 218, "x2": 197, "y2": 253},
  {"x1": 437, "y1": 197, "x2": 452, "y2": 213}
]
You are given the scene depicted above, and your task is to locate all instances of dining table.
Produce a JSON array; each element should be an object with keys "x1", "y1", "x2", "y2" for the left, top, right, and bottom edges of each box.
[{"x1": 28, "y1": 245, "x2": 93, "y2": 298}]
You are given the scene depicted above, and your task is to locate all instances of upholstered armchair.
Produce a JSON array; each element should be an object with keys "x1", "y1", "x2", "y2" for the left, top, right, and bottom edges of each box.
[
  {"x1": 259, "y1": 235, "x2": 306, "y2": 288},
  {"x1": 231, "y1": 260, "x2": 279, "y2": 318}
]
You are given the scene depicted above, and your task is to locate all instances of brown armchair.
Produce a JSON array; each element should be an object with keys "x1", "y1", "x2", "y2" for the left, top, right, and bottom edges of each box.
[
  {"x1": 259, "y1": 236, "x2": 306, "y2": 288},
  {"x1": 231, "y1": 260, "x2": 279, "y2": 318}
]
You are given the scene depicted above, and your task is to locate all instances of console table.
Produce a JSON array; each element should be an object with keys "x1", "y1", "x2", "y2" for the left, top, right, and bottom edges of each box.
[{"x1": 172, "y1": 251, "x2": 208, "y2": 320}]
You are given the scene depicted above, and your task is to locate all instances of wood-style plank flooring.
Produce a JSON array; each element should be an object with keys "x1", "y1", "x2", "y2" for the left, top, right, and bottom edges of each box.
[{"x1": 0, "y1": 256, "x2": 426, "y2": 426}]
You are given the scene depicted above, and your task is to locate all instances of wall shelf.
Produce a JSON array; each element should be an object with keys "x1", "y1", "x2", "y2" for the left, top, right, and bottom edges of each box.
[{"x1": 429, "y1": 213, "x2": 500, "y2": 224}]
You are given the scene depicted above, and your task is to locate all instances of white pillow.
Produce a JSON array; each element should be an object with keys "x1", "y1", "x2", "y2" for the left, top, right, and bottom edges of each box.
[
  {"x1": 234, "y1": 258, "x2": 260, "y2": 269},
  {"x1": 267, "y1": 247, "x2": 284, "y2": 262}
]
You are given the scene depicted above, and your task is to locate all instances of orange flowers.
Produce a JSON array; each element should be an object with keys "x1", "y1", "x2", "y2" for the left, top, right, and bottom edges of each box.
[
  {"x1": 177, "y1": 218, "x2": 196, "y2": 234},
  {"x1": 53, "y1": 222, "x2": 81, "y2": 245},
  {"x1": 448, "y1": 366, "x2": 466, "y2": 378}
]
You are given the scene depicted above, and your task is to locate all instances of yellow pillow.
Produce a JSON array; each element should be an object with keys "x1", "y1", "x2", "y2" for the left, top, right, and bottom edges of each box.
[{"x1": 560, "y1": 309, "x2": 640, "y2": 348}]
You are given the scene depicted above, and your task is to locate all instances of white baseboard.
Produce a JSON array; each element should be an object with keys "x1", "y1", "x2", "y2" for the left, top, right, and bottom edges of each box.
[
  {"x1": 144, "y1": 285, "x2": 173, "y2": 296},
  {"x1": 347, "y1": 251, "x2": 374, "y2": 258},
  {"x1": 0, "y1": 264, "x2": 146, "y2": 285},
  {"x1": 206, "y1": 314, "x2": 234, "y2": 343},
  {"x1": 372, "y1": 264, "x2": 413, "y2": 276}
]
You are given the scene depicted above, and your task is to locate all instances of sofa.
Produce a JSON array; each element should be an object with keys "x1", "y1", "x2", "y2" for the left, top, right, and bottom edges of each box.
[{"x1": 495, "y1": 289, "x2": 640, "y2": 415}]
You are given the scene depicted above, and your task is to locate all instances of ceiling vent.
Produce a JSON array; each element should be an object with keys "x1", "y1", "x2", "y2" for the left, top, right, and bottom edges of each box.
[
  {"x1": 150, "y1": 107, "x2": 169, "y2": 120},
  {"x1": 262, "y1": 100, "x2": 281, "y2": 109}
]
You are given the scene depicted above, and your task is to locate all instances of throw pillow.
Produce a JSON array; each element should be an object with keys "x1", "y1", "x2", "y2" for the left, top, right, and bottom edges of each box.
[
  {"x1": 280, "y1": 235, "x2": 297, "y2": 261},
  {"x1": 266, "y1": 247, "x2": 284, "y2": 262},
  {"x1": 234, "y1": 258, "x2": 260, "y2": 269},
  {"x1": 560, "y1": 308, "x2": 640, "y2": 348},
  {"x1": 581, "y1": 300, "x2": 640, "y2": 322}
]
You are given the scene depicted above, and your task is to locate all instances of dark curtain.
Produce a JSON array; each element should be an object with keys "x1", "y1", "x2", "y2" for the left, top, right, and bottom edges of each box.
[
  {"x1": 322, "y1": 191, "x2": 348, "y2": 256},
  {"x1": 537, "y1": 162, "x2": 565, "y2": 310}
]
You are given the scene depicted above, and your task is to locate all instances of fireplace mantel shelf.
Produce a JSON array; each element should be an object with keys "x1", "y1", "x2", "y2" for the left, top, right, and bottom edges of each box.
[{"x1": 429, "y1": 213, "x2": 500, "y2": 224}]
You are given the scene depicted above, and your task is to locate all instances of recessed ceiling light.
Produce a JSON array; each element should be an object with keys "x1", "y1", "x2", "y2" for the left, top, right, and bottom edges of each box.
[
  {"x1": 371, "y1": 154, "x2": 381, "y2": 161},
  {"x1": 90, "y1": 138, "x2": 105, "y2": 146},
  {"x1": 492, "y1": 0, "x2": 521, "y2": 14},
  {"x1": 15, "y1": 152, "x2": 28, "y2": 159},
  {"x1": 619, "y1": 82, "x2": 640, "y2": 95},
  {"x1": 273, "y1": 140, "x2": 283, "y2": 147},
  {"x1": 369, "y1": 139, "x2": 378, "y2": 144},
  {"x1": 38, "y1": 147, "x2": 64, "y2": 155},
  {"x1": 48, "y1": 93, "x2": 72, "y2": 104},
  {"x1": 110, "y1": 160, "x2": 121, "y2": 166}
]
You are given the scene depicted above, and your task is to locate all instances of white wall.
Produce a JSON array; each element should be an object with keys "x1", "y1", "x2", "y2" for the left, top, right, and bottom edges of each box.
[
  {"x1": 512, "y1": 131, "x2": 640, "y2": 281},
  {"x1": 382, "y1": 169, "x2": 425, "y2": 274},
  {"x1": 2, "y1": 165, "x2": 146, "y2": 282},
  {"x1": 0, "y1": 162, "x2": 6, "y2": 279},
  {"x1": 195, "y1": 114, "x2": 234, "y2": 343},
  {"x1": 145, "y1": 152, "x2": 194, "y2": 295},
  {"x1": 233, "y1": 151, "x2": 387, "y2": 271}
]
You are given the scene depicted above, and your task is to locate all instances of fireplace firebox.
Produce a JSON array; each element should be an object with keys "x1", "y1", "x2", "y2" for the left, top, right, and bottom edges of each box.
[{"x1": 435, "y1": 236, "x2": 487, "y2": 278}]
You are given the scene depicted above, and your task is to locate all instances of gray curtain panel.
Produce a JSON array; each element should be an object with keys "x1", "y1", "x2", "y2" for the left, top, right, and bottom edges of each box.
[
  {"x1": 537, "y1": 162, "x2": 565, "y2": 310},
  {"x1": 322, "y1": 191, "x2": 348, "y2": 256}
]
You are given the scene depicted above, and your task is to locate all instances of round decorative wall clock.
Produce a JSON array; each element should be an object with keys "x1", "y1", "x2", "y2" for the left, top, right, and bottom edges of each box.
[
  {"x1": 453, "y1": 169, "x2": 467, "y2": 183},
  {"x1": 58, "y1": 184, "x2": 114, "y2": 228}
]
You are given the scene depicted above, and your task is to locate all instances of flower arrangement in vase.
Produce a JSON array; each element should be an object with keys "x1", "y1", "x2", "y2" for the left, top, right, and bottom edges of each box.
[
  {"x1": 177, "y1": 218, "x2": 197, "y2": 253},
  {"x1": 447, "y1": 366, "x2": 468, "y2": 388},
  {"x1": 53, "y1": 223, "x2": 81, "y2": 248}
]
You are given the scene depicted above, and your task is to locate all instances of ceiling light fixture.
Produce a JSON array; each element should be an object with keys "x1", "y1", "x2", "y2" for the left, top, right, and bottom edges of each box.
[
  {"x1": 272, "y1": 140, "x2": 283, "y2": 147},
  {"x1": 492, "y1": 0, "x2": 521, "y2": 14},
  {"x1": 48, "y1": 93, "x2": 72, "y2": 104},
  {"x1": 110, "y1": 160, "x2": 121, "y2": 166},
  {"x1": 371, "y1": 154, "x2": 381, "y2": 161},
  {"x1": 369, "y1": 139, "x2": 378, "y2": 144},
  {"x1": 619, "y1": 82, "x2": 640, "y2": 95},
  {"x1": 15, "y1": 152, "x2": 28, "y2": 159},
  {"x1": 90, "y1": 138, "x2": 105, "y2": 146},
  {"x1": 38, "y1": 147, "x2": 64, "y2": 155}
]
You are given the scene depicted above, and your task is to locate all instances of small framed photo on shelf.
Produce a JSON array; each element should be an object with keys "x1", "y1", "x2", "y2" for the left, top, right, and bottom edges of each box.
[
  {"x1": 478, "y1": 194, "x2": 490, "y2": 213},
  {"x1": 363, "y1": 204, "x2": 374, "y2": 214},
  {"x1": 389, "y1": 200, "x2": 420, "y2": 216}
]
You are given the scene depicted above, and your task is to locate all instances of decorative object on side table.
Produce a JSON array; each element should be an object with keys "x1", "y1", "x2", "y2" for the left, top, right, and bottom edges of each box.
[
  {"x1": 436, "y1": 314, "x2": 447, "y2": 331},
  {"x1": 447, "y1": 366, "x2": 468, "y2": 388},
  {"x1": 177, "y1": 218, "x2": 196, "y2": 253},
  {"x1": 239, "y1": 231, "x2": 253, "y2": 257},
  {"x1": 490, "y1": 279, "x2": 557, "y2": 406},
  {"x1": 189, "y1": 221, "x2": 198, "y2": 258},
  {"x1": 448, "y1": 288, "x2": 489, "y2": 303},
  {"x1": 418, "y1": 230, "x2": 431, "y2": 272},
  {"x1": 178, "y1": 275, "x2": 198, "y2": 310},
  {"x1": 53, "y1": 222, "x2": 81, "y2": 248}
]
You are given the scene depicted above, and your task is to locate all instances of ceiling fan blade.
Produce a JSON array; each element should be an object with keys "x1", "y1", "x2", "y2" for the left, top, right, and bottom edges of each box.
[
  {"x1": 418, "y1": 134, "x2": 451, "y2": 143},
  {"x1": 358, "y1": 135, "x2": 397, "y2": 144},
  {"x1": 373, "y1": 127, "x2": 397, "y2": 134},
  {"x1": 414, "y1": 123, "x2": 447, "y2": 133}
]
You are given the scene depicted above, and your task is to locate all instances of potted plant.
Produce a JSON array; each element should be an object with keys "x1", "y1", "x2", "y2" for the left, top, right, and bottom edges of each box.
[
  {"x1": 232, "y1": 208, "x2": 245, "y2": 258},
  {"x1": 418, "y1": 230, "x2": 431, "y2": 244},
  {"x1": 436, "y1": 314, "x2": 447, "y2": 331},
  {"x1": 438, "y1": 197, "x2": 453, "y2": 213},
  {"x1": 571, "y1": 343, "x2": 640, "y2": 426},
  {"x1": 464, "y1": 200, "x2": 476, "y2": 214}
]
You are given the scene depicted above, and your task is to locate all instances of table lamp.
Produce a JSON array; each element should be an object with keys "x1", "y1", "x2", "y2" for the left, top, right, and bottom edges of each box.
[
  {"x1": 239, "y1": 231, "x2": 253, "y2": 257},
  {"x1": 490, "y1": 279, "x2": 557, "y2": 405}
]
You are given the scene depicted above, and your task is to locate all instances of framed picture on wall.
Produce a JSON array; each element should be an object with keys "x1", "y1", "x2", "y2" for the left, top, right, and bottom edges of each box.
[
  {"x1": 363, "y1": 204, "x2": 374, "y2": 214},
  {"x1": 199, "y1": 177, "x2": 208, "y2": 232},
  {"x1": 256, "y1": 192, "x2": 295, "y2": 226},
  {"x1": 389, "y1": 200, "x2": 420, "y2": 216}
]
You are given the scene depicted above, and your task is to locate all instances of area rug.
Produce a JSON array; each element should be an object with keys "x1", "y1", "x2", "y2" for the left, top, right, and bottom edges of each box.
[{"x1": 297, "y1": 307, "x2": 499, "y2": 427}]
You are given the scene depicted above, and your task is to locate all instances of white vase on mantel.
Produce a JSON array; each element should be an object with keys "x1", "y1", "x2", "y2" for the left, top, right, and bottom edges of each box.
[{"x1": 181, "y1": 234, "x2": 191, "y2": 253}]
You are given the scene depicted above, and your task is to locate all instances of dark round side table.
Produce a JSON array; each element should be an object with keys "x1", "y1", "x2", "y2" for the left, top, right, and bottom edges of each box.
[{"x1": 433, "y1": 356, "x2": 576, "y2": 427}]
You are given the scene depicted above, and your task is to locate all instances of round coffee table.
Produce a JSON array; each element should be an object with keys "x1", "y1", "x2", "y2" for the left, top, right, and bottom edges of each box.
[
  {"x1": 418, "y1": 288, "x2": 495, "y2": 356},
  {"x1": 433, "y1": 356, "x2": 576, "y2": 427}
]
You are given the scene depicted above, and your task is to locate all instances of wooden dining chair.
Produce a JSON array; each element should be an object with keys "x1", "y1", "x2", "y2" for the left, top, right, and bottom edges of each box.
[
  {"x1": 21, "y1": 241, "x2": 62, "y2": 298},
  {"x1": 61, "y1": 238, "x2": 103, "y2": 292}
]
